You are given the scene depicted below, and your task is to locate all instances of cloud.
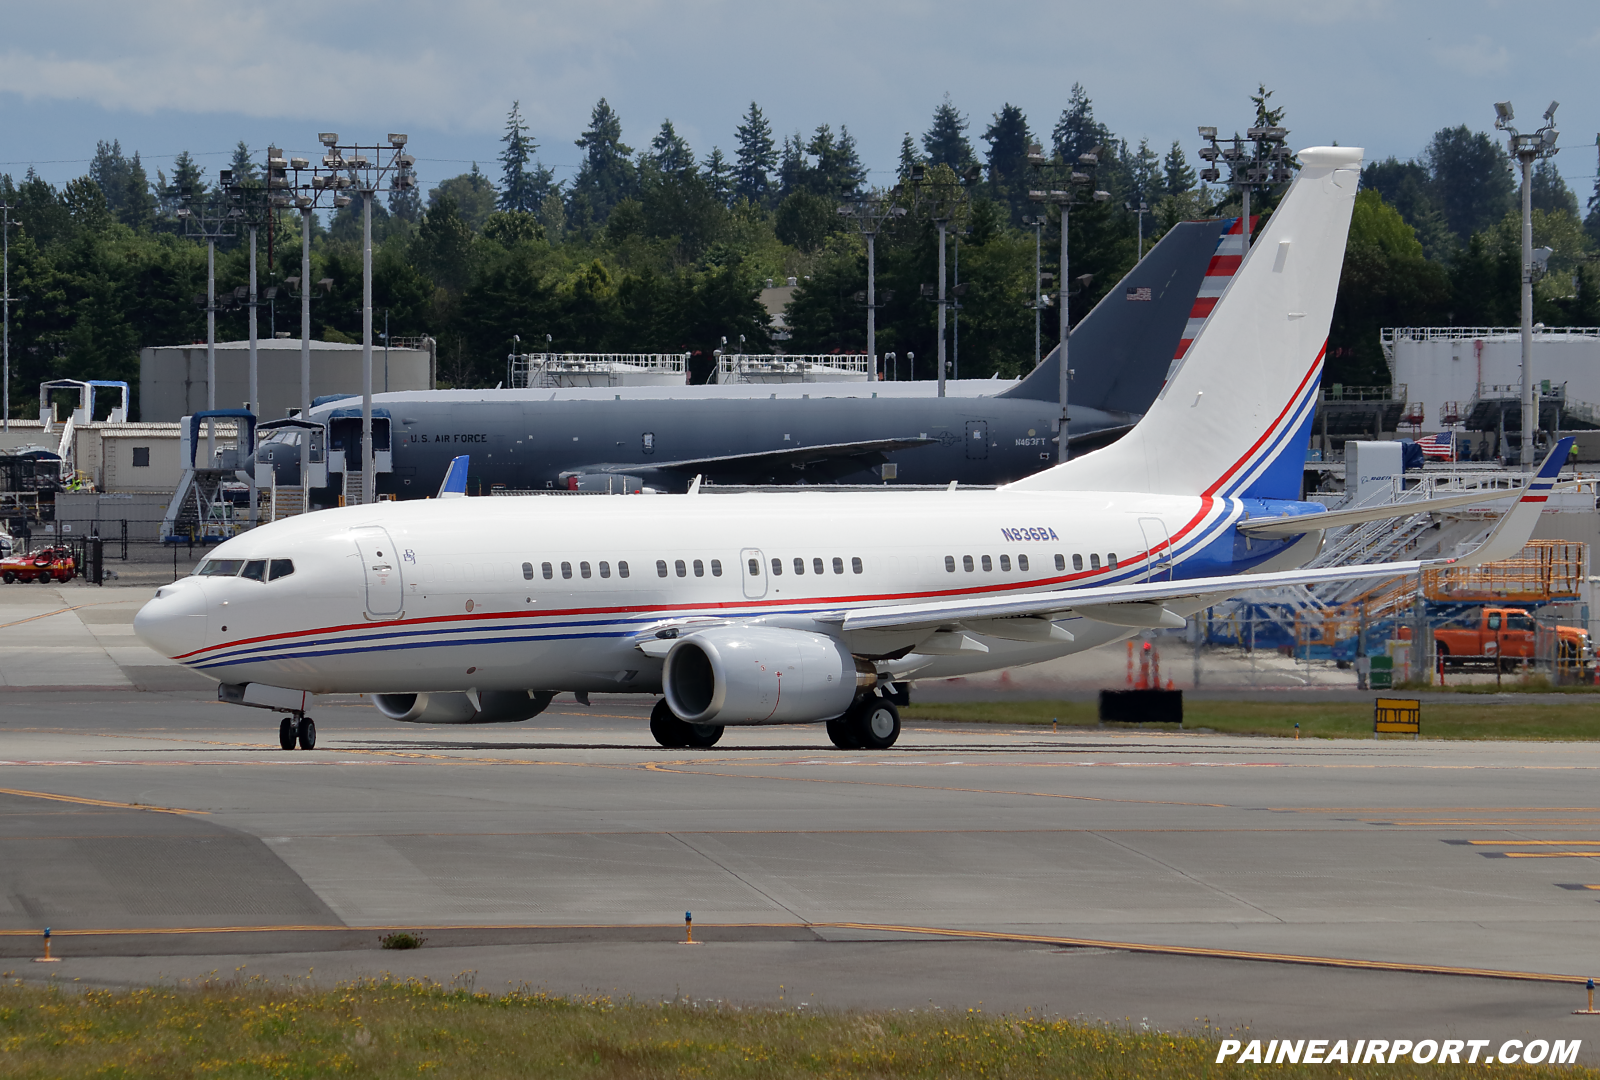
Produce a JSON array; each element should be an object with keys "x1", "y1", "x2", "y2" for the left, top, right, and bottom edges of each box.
[{"x1": 1429, "y1": 34, "x2": 1511, "y2": 74}]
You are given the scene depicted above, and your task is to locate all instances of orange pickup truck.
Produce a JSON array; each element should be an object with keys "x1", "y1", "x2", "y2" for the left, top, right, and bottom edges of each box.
[{"x1": 1425, "y1": 607, "x2": 1591, "y2": 670}]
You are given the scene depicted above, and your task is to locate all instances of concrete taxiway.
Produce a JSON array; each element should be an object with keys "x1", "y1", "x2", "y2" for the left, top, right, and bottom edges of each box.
[{"x1": 3, "y1": 584, "x2": 1600, "y2": 1054}]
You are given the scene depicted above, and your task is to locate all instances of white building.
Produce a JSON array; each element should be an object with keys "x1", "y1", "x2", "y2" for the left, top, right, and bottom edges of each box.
[
  {"x1": 140, "y1": 337, "x2": 434, "y2": 423},
  {"x1": 1383, "y1": 327, "x2": 1600, "y2": 429}
]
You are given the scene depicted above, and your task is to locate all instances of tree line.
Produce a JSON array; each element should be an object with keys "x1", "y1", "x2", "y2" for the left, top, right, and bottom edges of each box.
[{"x1": 2, "y1": 88, "x2": 1592, "y2": 420}]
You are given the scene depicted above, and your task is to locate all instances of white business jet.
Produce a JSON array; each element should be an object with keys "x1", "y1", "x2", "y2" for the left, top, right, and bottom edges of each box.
[{"x1": 134, "y1": 146, "x2": 1571, "y2": 751}]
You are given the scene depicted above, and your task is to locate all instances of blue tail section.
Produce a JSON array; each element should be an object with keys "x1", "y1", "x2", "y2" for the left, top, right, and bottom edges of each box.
[{"x1": 437, "y1": 455, "x2": 470, "y2": 499}]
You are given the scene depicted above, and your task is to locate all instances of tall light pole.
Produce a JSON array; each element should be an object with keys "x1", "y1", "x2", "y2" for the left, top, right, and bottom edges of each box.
[
  {"x1": 837, "y1": 192, "x2": 906, "y2": 380},
  {"x1": 1126, "y1": 199, "x2": 1149, "y2": 259},
  {"x1": 1495, "y1": 100, "x2": 1561, "y2": 471},
  {"x1": 906, "y1": 164, "x2": 971, "y2": 397},
  {"x1": 1195, "y1": 123, "x2": 1292, "y2": 253},
  {"x1": 2, "y1": 200, "x2": 13, "y2": 433},
  {"x1": 177, "y1": 178, "x2": 238, "y2": 463},
  {"x1": 321, "y1": 134, "x2": 417, "y2": 504},
  {"x1": 1028, "y1": 143, "x2": 1108, "y2": 463},
  {"x1": 1023, "y1": 214, "x2": 1046, "y2": 370}
]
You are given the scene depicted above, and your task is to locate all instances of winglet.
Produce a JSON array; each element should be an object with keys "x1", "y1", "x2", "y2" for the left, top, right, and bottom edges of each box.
[
  {"x1": 1446, "y1": 436, "x2": 1573, "y2": 568},
  {"x1": 437, "y1": 455, "x2": 470, "y2": 499}
]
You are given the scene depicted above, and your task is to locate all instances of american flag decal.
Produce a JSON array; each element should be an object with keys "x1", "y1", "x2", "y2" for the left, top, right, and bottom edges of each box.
[
  {"x1": 1126, "y1": 287, "x2": 1152, "y2": 301},
  {"x1": 1167, "y1": 215, "x2": 1256, "y2": 378}
]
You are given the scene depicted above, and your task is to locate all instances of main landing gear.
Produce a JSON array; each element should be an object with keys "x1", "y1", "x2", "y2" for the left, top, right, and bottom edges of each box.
[
  {"x1": 649, "y1": 698, "x2": 724, "y2": 749},
  {"x1": 278, "y1": 715, "x2": 316, "y2": 751},
  {"x1": 826, "y1": 693, "x2": 901, "y2": 751}
]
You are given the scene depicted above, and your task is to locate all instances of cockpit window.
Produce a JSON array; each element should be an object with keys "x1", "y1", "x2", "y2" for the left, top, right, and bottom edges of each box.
[
  {"x1": 269, "y1": 559, "x2": 295, "y2": 581},
  {"x1": 240, "y1": 560, "x2": 267, "y2": 582},
  {"x1": 198, "y1": 559, "x2": 243, "y2": 576}
]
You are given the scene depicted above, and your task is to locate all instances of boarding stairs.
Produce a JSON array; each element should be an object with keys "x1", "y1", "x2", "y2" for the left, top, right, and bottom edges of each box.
[{"x1": 340, "y1": 469, "x2": 365, "y2": 507}]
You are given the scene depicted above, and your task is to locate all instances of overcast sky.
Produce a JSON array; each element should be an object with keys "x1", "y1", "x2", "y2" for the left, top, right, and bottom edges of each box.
[{"x1": 3, "y1": 0, "x2": 1597, "y2": 203}]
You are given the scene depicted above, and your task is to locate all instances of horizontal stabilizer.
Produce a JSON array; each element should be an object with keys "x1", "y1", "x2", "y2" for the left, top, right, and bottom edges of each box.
[{"x1": 437, "y1": 455, "x2": 470, "y2": 499}]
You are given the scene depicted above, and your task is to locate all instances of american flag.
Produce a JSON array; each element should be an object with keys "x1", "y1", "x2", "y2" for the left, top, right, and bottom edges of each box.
[
  {"x1": 1417, "y1": 431, "x2": 1456, "y2": 459},
  {"x1": 1126, "y1": 287, "x2": 1152, "y2": 301}
]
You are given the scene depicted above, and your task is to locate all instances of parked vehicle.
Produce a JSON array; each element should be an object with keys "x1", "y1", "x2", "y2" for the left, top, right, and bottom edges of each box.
[
  {"x1": 1419, "y1": 606, "x2": 1590, "y2": 671},
  {"x1": 0, "y1": 546, "x2": 76, "y2": 584}
]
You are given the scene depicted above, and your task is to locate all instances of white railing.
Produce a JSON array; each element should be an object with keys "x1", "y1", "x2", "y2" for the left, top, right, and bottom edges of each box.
[
  {"x1": 717, "y1": 353, "x2": 873, "y2": 382},
  {"x1": 508, "y1": 353, "x2": 688, "y2": 388}
]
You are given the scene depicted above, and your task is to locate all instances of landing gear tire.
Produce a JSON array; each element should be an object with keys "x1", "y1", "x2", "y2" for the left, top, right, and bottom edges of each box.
[
  {"x1": 825, "y1": 717, "x2": 861, "y2": 750},
  {"x1": 296, "y1": 716, "x2": 316, "y2": 750},
  {"x1": 2, "y1": 572, "x2": 12, "y2": 584},
  {"x1": 851, "y1": 696, "x2": 901, "y2": 751},
  {"x1": 649, "y1": 698, "x2": 721, "y2": 748},
  {"x1": 279, "y1": 717, "x2": 296, "y2": 751}
]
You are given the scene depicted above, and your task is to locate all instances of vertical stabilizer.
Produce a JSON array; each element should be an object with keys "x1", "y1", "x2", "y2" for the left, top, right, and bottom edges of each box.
[{"x1": 1006, "y1": 147, "x2": 1361, "y2": 499}]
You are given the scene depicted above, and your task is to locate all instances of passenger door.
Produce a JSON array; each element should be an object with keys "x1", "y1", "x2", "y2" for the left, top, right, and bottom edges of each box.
[
  {"x1": 351, "y1": 526, "x2": 404, "y2": 618},
  {"x1": 1138, "y1": 517, "x2": 1173, "y2": 582},
  {"x1": 740, "y1": 548, "x2": 767, "y2": 599},
  {"x1": 965, "y1": 421, "x2": 989, "y2": 460}
]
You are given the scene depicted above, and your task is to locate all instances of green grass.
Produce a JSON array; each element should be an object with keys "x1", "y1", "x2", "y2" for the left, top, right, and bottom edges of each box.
[
  {"x1": 903, "y1": 698, "x2": 1600, "y2": 741},
  {"x1": 0, "y1": 978, "x2": 1587, "y2": 1078}
]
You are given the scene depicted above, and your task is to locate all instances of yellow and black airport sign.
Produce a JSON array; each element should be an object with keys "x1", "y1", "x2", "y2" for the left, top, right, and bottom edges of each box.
[{"x1": 1374, "y1": 697, "x2": 1421, "y2": 738}]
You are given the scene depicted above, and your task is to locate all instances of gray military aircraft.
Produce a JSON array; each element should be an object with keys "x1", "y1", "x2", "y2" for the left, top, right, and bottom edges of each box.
[{"x1": 262, "y1": 217, "x2": 1232, "y2": 498}]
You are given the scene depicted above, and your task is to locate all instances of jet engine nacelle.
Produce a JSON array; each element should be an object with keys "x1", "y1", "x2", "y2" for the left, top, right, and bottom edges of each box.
[
  {"x1": 371, "y1": 690, "x2": 555, "y2": 724},
  {"x1": 662, "y1": 625, "x2": 870, "y2": 725}
]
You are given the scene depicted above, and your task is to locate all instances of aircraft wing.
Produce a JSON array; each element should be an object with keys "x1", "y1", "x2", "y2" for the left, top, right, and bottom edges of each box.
[
  {"x1": 616, "y1": 437, "x2": 939, "y2": 476},
  {"x1": 838, "y1": 440, "x2": 1569, "y2": 635}
]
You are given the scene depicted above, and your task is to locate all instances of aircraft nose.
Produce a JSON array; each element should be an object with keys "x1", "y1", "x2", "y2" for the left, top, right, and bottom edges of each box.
[{"x1": 133, "y1": 579, "x2": 208, "y2": 659}]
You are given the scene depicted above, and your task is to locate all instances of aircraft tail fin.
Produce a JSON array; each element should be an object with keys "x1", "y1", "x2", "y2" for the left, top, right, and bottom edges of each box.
[
  {"x1": 1006, "y1": 146, "x2": 1362, "y2": 500},
  {"x1": 437, "y1": 455, "x2": 470, "y2": 499},
  {"x1": 1448, "y1": 437, "x2": 1574, "y2": 567},
  {"x1": 999, "y1": 218, "x2": 1230, "y2": 414}
]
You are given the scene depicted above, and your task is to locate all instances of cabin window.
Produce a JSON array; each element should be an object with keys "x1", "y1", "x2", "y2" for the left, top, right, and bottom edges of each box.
[
  {"x1": 749, "y1": 558, "x2": 760, "y2": 576},
  {"x1": 1089, "y1": 554, "x2": 1101, "y2": 570},
  {"x1": 656, "y1": 560, "x2": 668, "y2": 578},
  {"x1": 618, "y1": 561, "x2": 630, "y2": 578},
  {"x1": 945, "y1": 556, "x2": 956, "y2": 573},
  {"x1": 981, "y1": 555, "x2": 992, "y2": 572},
  {"x1": 580, "y1": 561, "x2": 592, "y2": 579},
  {"x1": 962, "y1": 555, "x2": 974, "y2": 572},
  {"x1": 1055, "y1": 554, "x2": 1065, "y2": 572},
  {"x1": 1000, "y1": 555, "x2": 1011, "y2": 572},
  {"x1": 542, "y1": 562, "x2": 553, "y2": 580},
  {"x1": 832, "y1": 557, "x2": 844, "y2": 574},
  {"x1": 793, "y1": 557, "x2": 805, "y2": 575},
  {"x1": 198, "y1": 559, "x2": 243, "y2": 576},
  {"x1": 561, "y1": 561, "x2": 573, "y2": 579},
  {"x1": 693, "y1": 559, "x2": 704, "y2": 578},
  {"x1": 675, "y1": 559, "x2": 687, "y2": 578},
  {"x1": 132, "y1": 446, "x2": 150, "y2": 467},
  {"x1": 522, "y1": 562, "x2": 534, "y2": 580},
  {"x1": 852, "y1": 556, "x2": 863, "y2": 574},
  {"x1": 269, "y1": 559, "x2": 295, "y2": 581},
  {"x1": 1073, "y1": 554, "x2": 1083, "y2": 571},
  {"x1": 599, "y1": 561, "x2": 611, "y2": 579},
  {"x1": 1487, "y1": 614, "x2": 1501, "y2": 630},
  {"x1": 1018, "y1": 554, "x2": 1029, "y2": 572},
  {"x1": 771, "y1": 557, "x2": 782, "y2": 576},
  {"x1": 240, "y1": 560, "x2": 267, "y2": 582},
  {"x1": 1108, "y1": 554, "x2": 1118, "y2": 569},
  {"x1": 710, "y1": 559, "x2": 722, "y2": 577}
]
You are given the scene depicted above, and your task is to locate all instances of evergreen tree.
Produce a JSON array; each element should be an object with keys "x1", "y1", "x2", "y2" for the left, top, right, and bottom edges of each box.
[
  {"x1": 1250, "y1": 82, "x2": 1285, "y2": 129},
  {"x1": 497, "y1": 100, "x2": 540, "y2": 213},
  {"x1": 1052, "y1": 83, "x2": 1108, "y2": 163},
  {"x1": 1587, "y1": 166, "x2": 1600, "y2": 249},
  {"x1": 1531, "y1": 159, "x2": 1578, "y2": 217},
  {"x1": 429, "y1": 164, "x2": 498, "y2": 231},
  {"x1": 778, "y1": 132, "x2": 807, "y2": 198},
  {"x1": 1361, "y1": 157, "x2": 1453, "y2": 260},
  {"x1": 1128, "y1": 137, "x2": 1160, "y2": 203},
  {"x1": 389, "y1": 183, "x2": 423, "y2": 225},
  {"x1": 703, "y1": 147, "x2": 732, "y2": 205},
  {"x1": 898, "y1": 133, "x2": 921, "y2": 181},
  {"x1": 155, "y1": 150, "x2": 206, "y2": 224},
  {"x1": 982, "y1": 104, "x2": 1031, "y2": 185},
  {"x1": 228, "y1": 141, "x2": 258, "y2": 185},
  {"x1": 567, "y1": 98, "x2": 635, "y2": 226},
  {"x1": 648, "y1": 119, "x2": 696, "y2": 176},
  {"x1": 121, "y1": 152, "x2": 155, "y2": 230},
  {"x1": 732, "y1": 102, "x2": 776, "y2": 206},
  {"x1": 1424, "y1": 125, "x2": 1515, "y2": 244},
  {"x1": 805, "y1": 124, "x2": 866, "y2": 196},
  {"x1": 922, "y1": 93, "x2": 975, "y2": 169},
  {"x1": 1162, "y1": 140, "x2": 1195, "y2": 196},
  {"x1": 89, "y1": 141, "x2": 130, "y2": 214}
]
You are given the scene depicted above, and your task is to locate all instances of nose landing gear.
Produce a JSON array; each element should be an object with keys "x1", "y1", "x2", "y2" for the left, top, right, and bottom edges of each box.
[{"x1": 278, "y1": 715, "x2": 317, "y2": 751}]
